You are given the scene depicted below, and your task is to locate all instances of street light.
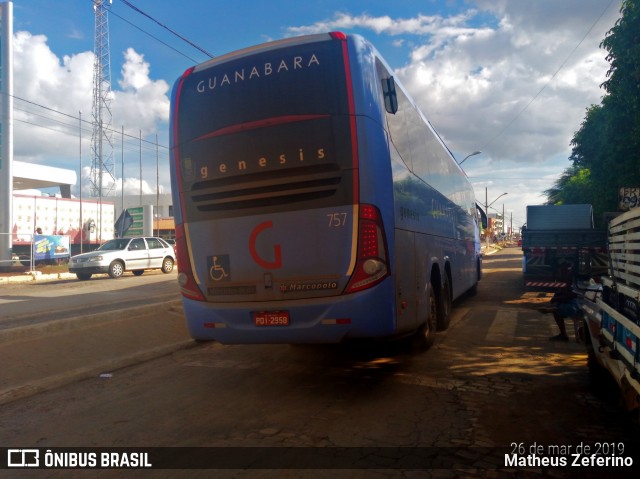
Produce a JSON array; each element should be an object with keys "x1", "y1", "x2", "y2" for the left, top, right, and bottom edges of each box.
[
  {"x1": 458, "y1": 150, "x2": 482, "y2": 165},
  {"x1": 486, "y1": 191, "x2": 508, "y2": 210}
]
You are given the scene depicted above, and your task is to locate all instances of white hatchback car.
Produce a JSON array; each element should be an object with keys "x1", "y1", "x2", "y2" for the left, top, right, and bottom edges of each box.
[{"x1": 69, "y1": 237, "x2": 176, "y2": 280}]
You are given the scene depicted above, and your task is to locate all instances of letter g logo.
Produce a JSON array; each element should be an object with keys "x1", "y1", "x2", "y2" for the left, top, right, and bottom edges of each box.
[{"x1": 249, "y1": 221, "x2": 282, "y2": 269}]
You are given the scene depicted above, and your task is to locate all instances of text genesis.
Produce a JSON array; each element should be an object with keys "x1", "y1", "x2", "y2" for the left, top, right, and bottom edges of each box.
[{"x1": 199, "y1": 147, "x2": 326, "y2": 179}]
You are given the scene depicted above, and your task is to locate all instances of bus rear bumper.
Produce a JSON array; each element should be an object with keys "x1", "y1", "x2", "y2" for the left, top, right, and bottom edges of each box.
[{"x1": 181, "y1": 280, "x2": 396, "y2": 344}]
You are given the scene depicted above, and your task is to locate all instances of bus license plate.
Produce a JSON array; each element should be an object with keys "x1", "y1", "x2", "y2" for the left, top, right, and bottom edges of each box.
[{"x1": 253, "y1": 311, "x2": 290, "y2": 327}]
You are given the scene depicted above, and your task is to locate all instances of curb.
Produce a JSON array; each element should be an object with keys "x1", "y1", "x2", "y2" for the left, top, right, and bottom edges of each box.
[
  {"x1": 0, "y1": 272, "x2": 77, "y2": 284},
  {"x1": 0, "y1": 299, "x2": 183, "y2": 343},
  {"x1": 0, "y1": 339, "x2": 196, "y2": 406}
]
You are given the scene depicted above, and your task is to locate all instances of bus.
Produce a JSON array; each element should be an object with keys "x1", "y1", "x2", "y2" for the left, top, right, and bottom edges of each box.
[{"x1": 169, "y1": 32, "x2": 483, "y2": 346}]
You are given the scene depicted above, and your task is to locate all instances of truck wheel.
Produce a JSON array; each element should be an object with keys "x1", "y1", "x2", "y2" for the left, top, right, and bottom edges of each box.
[
  {"x1": 585, "y1": 322, "x2": 608, "y2": 387},
  {"x1": 108, "y1": 261, "x2": 124, "y2": 278},
  {"x1": 437, "y1": 275, "x2": 452, "y2": 331},
  {"x1": 631, "y1": 408, "x2": 640, "y2": 429}
]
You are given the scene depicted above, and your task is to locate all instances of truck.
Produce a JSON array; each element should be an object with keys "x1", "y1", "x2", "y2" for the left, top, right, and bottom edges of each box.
[
  {"x1": 521, "y1": 204, "x2": 607, "y2": 288},
  {"x1": 581, "y1": 207, "x2": 640, "y2": 421}
]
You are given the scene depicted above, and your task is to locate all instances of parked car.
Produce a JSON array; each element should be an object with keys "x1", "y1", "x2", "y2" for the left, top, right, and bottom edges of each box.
[
  {"x1": 164, "y1": 238, "x2": 176, "y2": 251},
  {"x1": 69, "y1": 237, "x2": 176, "y2": 280}
]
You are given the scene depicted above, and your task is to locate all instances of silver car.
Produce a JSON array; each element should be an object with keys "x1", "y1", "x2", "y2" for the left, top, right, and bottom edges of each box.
[{"x1": 69, "y1": 237, "x2": 176, "y2": 280}]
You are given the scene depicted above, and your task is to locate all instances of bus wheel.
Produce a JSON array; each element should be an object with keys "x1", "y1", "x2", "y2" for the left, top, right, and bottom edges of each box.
[
  {"x1": 436, "y1": 275, "x2": 452, "y2": 331},
  {"x1": 416, "y1": 284, "x2": 437, "y2": 350}
]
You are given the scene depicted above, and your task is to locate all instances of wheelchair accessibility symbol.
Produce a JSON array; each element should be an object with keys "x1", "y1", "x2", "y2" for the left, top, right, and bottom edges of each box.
[{"x1": 208, "y1": 255, "x2": 231, "y2": 282}]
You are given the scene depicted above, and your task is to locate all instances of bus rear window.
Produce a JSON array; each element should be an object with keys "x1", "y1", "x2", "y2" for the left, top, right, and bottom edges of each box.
[
  {"x1": 173, "y1": 37, "x2": 355, "y2": 221},
  {"x1": 176, "y1": 39, "x2": 349, "y2": 147}
]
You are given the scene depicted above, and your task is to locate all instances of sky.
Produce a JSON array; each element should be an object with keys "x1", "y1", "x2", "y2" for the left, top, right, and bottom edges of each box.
[{"x1": 7, "y1": 0, "x2": 624, "y2": 229}]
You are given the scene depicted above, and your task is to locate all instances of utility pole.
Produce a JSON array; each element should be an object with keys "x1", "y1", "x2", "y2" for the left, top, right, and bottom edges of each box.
[
  {"x1": 90, "y1": 0, "x2": 115, "y2": 199},
  {"x1": 511, "y1": 212, "x2": 513, "y2": 238},
  {"x1": 0, "y1": 1, "x2": 13, "y2": 268},
  {"x1": 485, "y1": 187, "x2": 489, "y2": 247}
]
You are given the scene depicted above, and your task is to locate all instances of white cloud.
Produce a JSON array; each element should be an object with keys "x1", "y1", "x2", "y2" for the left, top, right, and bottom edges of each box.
[
  {"x1": 10, "y1": 1, "x2": 622, "y2": 228},
  {"x1": 113, "y1": 48, "x2": 170, "y2": 134},
  {"x1": 12, "y1": 31, "x2": 170, "y2": 195},
  {"x1": 12, "y1": 31, "x2": 93, "y2": 161},
  {"x1": 286, "y1": 11, "x2": 477, "y2": 37},
  {"x1": 285, "y1": 0, "x2": 621, "y2": 226},
  {"x1": 75, "y1": 166, "x2": 164, "y2": 198},
  {"x1": 119, "y1": 48, "x2": 151, "y2": 91}
]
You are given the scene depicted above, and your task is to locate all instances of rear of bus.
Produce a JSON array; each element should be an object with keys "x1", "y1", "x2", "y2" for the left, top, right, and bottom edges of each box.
[{"x1": 170, "y1": 33, "x2": 394, "y2": 343}]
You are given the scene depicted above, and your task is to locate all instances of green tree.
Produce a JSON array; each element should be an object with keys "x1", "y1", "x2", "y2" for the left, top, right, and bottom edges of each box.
[{"x1": 545, "y1": 165, "x2": 594, "y2": 205}]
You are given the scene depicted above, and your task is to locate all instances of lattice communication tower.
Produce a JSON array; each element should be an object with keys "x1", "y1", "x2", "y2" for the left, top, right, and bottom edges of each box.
[{"x1": 90, "y1": 0, "x2": 115, "y2": 197}]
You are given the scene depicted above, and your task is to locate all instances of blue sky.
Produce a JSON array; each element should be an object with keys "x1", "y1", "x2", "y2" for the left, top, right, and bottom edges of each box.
[{"x1": 8, "y1": 0, "x2": 623, "y2": 228}]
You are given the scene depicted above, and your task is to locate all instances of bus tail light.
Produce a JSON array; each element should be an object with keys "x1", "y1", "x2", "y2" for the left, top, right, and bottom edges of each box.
[
  {"x1": 345, "y1": 204, "x2": 389, "y2": 294},
  {"x1": 175, "y1": 224, "x2": 206, "y2": 301}
]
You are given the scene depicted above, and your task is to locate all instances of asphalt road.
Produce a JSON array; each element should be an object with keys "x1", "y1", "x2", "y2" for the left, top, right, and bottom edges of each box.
[
  {"x1": 0, "y1": 270, "x2": 180, "y2": 328},
  {"x1": 0, "y1": 247, "x2": 638, "y2": 478}
]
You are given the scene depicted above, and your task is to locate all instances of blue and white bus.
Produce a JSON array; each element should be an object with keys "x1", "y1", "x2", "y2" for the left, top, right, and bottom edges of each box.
[{"x1": 169, "y1": 32, "x2": 482, "y2": 345}]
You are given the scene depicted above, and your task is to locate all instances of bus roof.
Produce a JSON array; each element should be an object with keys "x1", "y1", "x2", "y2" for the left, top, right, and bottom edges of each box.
[{"x1": 191, "y1": 32, "x2": 341, "y2": 74}]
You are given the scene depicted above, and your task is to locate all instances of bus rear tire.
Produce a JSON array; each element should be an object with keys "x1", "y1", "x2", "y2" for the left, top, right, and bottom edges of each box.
[
  {"x1": 436, "y1": 275, "x2": 452, "y2": 331},
  {"x1": 416, "y1": 284, "x2": 437, "y2": 349}
]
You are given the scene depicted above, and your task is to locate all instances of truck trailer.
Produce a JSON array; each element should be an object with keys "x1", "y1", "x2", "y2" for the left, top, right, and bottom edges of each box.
[
  {"x1": 581, "y1": 207, "x2": 640, "y2": 420},
  {"x1": 521, "y1": 205, "x2": 607, "y2": 288}
]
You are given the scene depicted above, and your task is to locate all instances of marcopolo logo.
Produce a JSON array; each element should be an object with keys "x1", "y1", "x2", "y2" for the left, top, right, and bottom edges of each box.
[
  {"x1": 279, "y1": 281, "x2": 339, "y2": 293},
  {"x1": 8, "y1": 449, "x2": 39, "y2": 467}
]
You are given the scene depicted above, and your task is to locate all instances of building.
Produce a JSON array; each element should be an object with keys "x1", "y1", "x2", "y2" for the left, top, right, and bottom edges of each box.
[
  {"x1": 487, "y1": 213, "x2": 504, "y2": 238},
  {"x1": 115, "y1": 193, "x2": 175, "y2": 239}
]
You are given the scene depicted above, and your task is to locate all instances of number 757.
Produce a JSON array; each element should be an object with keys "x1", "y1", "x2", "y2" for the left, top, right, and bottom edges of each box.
[{"x1": 327, "y1": 213, "x2": 348, "y2": 227}]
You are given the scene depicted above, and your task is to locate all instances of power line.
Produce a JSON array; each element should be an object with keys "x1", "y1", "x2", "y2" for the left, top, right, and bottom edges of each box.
[
  {"x1": 11, "y1": 113, "x2": 169, "y2": 161},
  {"x1": 468, "y1": 177, "x2": 549, "y2": 180},
  {"x1": 117, "y1": 0, "x2": 214, "y2": 59},
  {"x1": 109, "y1": 9, "x2": 201, "y2": 64},
  {"x1": 8, "y1": 1, "x2": 214, "y2": 163},
  {"x1": 1, "y1": 91, "x2": 171, "y2": 158},
  {"x1": 480, "y1": 0, "x2": 615, "y2": 152}
]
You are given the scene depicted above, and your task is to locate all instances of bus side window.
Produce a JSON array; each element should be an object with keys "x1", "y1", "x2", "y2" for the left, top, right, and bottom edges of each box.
[{"x1": 381, "y1": 77, "x2": 398, "y2": 114}]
